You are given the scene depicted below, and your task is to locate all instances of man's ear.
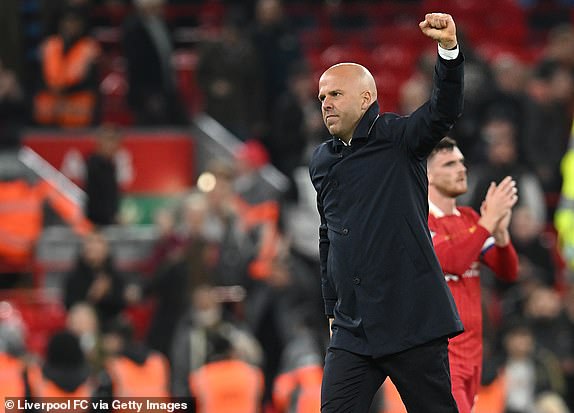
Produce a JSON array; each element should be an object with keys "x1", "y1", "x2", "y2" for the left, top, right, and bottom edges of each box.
[
  {"x1": 427, "y1": 164, "x2": 434, "y2": 185},
  {"x1": 360, "y1": 90, "x2": 372, "y2": 110}
]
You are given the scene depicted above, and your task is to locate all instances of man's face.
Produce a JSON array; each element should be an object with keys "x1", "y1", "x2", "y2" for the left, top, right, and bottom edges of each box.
[
  {"x1": 428, "y1": 147, "x2": 467, "y2": 197},
  {"x1": 318, "y1": 68, "x2": 366, "y2": 141}
]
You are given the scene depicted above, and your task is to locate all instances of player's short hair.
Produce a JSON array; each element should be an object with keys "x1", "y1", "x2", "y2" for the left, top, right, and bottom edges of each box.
[{"x1": 428, "y1": 137, "x2": 458, "y2": 162}]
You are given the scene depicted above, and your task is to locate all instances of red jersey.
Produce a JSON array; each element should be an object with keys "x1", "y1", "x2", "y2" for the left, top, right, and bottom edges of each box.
[{"x1": 428, "y1": 203, "x2": 518, "y2": 372}]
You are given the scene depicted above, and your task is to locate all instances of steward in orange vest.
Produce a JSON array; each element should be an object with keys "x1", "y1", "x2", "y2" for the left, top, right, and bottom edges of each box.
[
  {"x1": 0, "y1": 177, "x2": 92, "y2": 278},
  {"x1": 0, "y1": 352, "x2": 27, "y2": 411},
  {"x1": 34, "y1": 9, "x2": 100, "y2": 128},
  {"x1": 0, "y1": 301, "x2": 28, "y2": 410},
  {"x1": 28, "y1": 331, "x2": 93, "y2": 403},
  {"x1": 190, "y1": 331, "x2": 264, "y2": 413},
  {"x1": 103, "y1": 318, "x2": 170, "y2": 397},
  {"x1": 273, "y1": 326, "x2": 323, "y2": 413}
]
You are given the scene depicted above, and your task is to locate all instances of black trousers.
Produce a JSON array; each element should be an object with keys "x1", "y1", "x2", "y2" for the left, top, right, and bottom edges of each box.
[{"x1": 321, "y1": 337, "x2": 459, "y2": 413}]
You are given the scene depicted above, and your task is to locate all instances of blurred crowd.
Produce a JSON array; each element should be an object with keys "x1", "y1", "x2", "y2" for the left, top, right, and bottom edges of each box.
[{"x1": 1, "y1": 0, "x2": 574, "y2": 412}]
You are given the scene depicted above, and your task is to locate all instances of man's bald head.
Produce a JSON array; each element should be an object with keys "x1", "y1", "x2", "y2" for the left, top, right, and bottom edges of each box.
[
  {"x1": 318, "y1": 63, "x2": 378, "y2": 142},
  {"x1": 321, "y1": 63, "x2": 378, "y2": 101}
]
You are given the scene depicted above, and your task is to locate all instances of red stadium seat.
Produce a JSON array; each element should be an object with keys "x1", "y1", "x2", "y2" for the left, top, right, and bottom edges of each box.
[
  {"x1": 371, "y1": 44, "x2": 419, "y2": 72},
  {"x1": 320, "y1": 45, "x2": 371, "y2": 68},
  {"x1": 374, "y1": 70, "x2": 409, "y2": 113}
]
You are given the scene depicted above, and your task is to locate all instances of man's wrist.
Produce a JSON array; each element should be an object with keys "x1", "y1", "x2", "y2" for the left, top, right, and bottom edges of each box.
[
  {"x1": 494, "y1": 229, "x2": 511, "y2": 246},
  {"x1": 438, "y1": 43, "x2": 459, "y2": 60}
]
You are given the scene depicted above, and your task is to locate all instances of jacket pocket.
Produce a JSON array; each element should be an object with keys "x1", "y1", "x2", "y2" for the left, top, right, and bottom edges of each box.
[{"x1": 326, "y1": 224, "x2": 348, "y2": 236}]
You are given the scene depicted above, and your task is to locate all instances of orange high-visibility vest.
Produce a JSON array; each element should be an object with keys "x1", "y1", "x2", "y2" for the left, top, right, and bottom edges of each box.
[
  {"x1": 273, "y1": 365, "x2": 323, "y2": 413},
  {"x1": 0, "y1": 352, "x2": 26, "y2": 411},
  {"x1": 34, "y1": 36, "x2": 100, "y2": 127},
  {"x1": 106, "y1": 352, "x2": 170, "y2": 397},
  {"x1": 234, "y1": 197, "x2": 281, "y2": 280},
  {"x1": 28, "y1": 364, "x2": 92, "y2": 399},
  {"x1": 190, "y1": 359, "x2": 264, "y2": 413},
  {"x1": 383, "y1": 379, "x2": 407, "y2": 413},
  {"x1": 473, "y1": 373, "x2": 506, "y2": 413},
  {"x1": 0, "y1": 179, "x2": 92, "y2": 271}
]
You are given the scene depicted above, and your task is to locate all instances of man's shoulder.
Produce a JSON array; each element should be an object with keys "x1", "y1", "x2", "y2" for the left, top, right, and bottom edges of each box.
[
  {"x1": 309, "y1": 140, "x2": 332, "y2": 163},
  {"x1": 376, "y1": 112, "x2": 402, "y2": 129},
  {"x1": 457, "y1": 206, "x2": 480, "y2": 220}
]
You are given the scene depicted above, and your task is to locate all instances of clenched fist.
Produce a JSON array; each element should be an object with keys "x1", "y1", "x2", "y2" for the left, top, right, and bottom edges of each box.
[{"x1": 419, "y1": 13, "x2": 458, "y2": 50}]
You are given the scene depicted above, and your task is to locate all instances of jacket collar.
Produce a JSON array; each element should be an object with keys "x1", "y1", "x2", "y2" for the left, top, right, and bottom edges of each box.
[{"x1": 333, "y1": 101, "x2": 380, "y2": 150}]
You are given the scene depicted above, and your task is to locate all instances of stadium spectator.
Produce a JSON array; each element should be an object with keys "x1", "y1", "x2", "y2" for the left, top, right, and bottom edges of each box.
[
  {"x1": 265, "y1": 61, "x2": 324, "y2": 202},
  {"x1": 533, "y1": 392, "x2": 571, "y2": 413},
  {"x1": 141, "y1": 192, "x2": 219, "y2": 356},
  {"x1": 233, "y1": 139, "x2": 278, "y2": 204},
  {"x1": 544, "y1": 25, "x2": 574, "y2": 70},
  {"x1": 251, "y1": 0, "x2": 302, "y2": 132},
  {"x1": 66, "y1": 302, "x2": 114, "y2": 397},
  {"x1": 63, "y1": 230, "x2": 126, "y2": 326},
  {"x1": 522, "y1": 286, "x2": 573, "y2": 381},
  {"x1": 245, "y1": 224, "x2": 324, "y2": 404},
  {"x1": 141, "y1": 206, "x2": 185, "y2": 276},
  {"x1": 0, "y1": 301, "x2": 27, "y2": 401},
  {"x1": 468, "y1": 115, "x2": 547, "y2": 225},
  {"x1": 0, "y1": 0, "x2": 24, "y2": 79},
  {"x1": 0, "y1": 59, "x2": 26, "y2": 149},
  {"x1": 398, "y1": 75, "x2": 430, "y2": 116},
  {"x1": 28, "y1": 330, "x2": 94, "y2": 398},
  {"x1": 170, "y1": 284, "x2": 262, "y2": 397},
  {"x1": 85, "y1": 125, "x2": 122, "y2": 227},
  {"x1": 122, "y1": 0, "x2": 187, "y2": 125},
  {"x1": 523, "y1": 59, "x2": 574, "y2": 195},
  {"x1": 447, "y1": 30, "x2": 495, "y2": 163},
  {"x1": 510, "y1": 205, "x2": 559, "y2": 287},
  {"x1": 66, "y1": 302, "x2": 102, "y2": 368},
  {"x1": 477, "y1": 55, "x2": 529, "y2": 151},
  {"x1": 196, "y1": 8, "x2": 264, "y2": 140},
  {"x1": 499, "y1": 320, "x2": 566, "y2": 413}
]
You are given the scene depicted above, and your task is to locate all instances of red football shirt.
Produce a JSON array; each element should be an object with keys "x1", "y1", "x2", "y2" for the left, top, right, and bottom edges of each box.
[{"x1": 428, "y1": 203, "x2": 518, "y2": 373}]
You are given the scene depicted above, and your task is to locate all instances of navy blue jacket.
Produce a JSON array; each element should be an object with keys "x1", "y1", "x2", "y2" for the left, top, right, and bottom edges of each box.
[{"x1": 309, "y1": 53, "x2": 465, "y2": 357}]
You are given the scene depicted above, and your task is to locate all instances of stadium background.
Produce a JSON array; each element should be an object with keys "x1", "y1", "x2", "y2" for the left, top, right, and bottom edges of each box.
[{"x1": 0, "y1": 0, "x2": 573, "y2": 411}]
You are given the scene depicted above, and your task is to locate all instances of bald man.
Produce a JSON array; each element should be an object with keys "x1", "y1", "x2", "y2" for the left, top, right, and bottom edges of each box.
[{"x1": 309, "y1": 14, "x2": 465, "y2": 413}]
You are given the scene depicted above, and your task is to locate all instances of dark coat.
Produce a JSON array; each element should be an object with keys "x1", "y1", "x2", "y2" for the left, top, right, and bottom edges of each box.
[
  {"x1": 122, "y1": 14, "x2": 174, "y2": 105},
  {"x1": 309, "y1": 54, "x2": 466, "y2": 358},
  {"x1": 64, "y1": 255, "x2": 126, "y2": 324},
  {"x1": 85, "y1": 153, "x2": 119, "y2": 226}
]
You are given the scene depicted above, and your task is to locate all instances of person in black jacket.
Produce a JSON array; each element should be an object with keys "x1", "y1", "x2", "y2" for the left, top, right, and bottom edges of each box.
[
  {"x1": 85, "y1": 125, "x2": 121, "y2": 227},
  {"x1": 64, "y1": 231, "x2": 126, "y2": 326},
  {"x1": 122, "y1": 0, "x2": 187, "y2": 126},
  {"x1": 309, "y1": 13, "x2": 464, "y2": 413}
]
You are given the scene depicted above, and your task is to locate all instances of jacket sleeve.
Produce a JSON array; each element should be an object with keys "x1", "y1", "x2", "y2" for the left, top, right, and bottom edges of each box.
[
  {"x1": 401, "y1": 53, "x2": 465, "y2": 159},
  {"x1": 318, "y1": 198, "x2": 336, "y2": 317}
]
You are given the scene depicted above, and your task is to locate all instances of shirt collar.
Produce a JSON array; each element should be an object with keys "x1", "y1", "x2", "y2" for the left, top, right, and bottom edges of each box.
[
  {"x1": 332, "y1": 101, "x2": 380, "y2": 150},
  {"x1": 428, "y1": 200, "x2": 461, "y2": 217}
]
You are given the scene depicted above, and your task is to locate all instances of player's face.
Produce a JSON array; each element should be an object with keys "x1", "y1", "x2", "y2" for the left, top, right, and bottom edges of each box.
[
  {"x1": 318, "y1": 68, "x2": 365, "y2": 141},
  {"x1": 428, "y1": 147, "x2": 467, "y2": 197}
]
